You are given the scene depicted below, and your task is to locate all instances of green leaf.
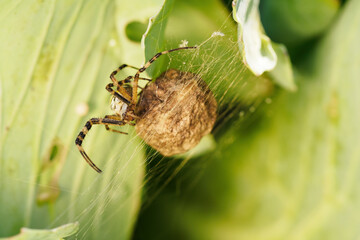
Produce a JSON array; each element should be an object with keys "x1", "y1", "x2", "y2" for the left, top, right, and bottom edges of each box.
[
  {"x1": 0, "y1": 222, "x2": 79, "y2": 240},
  {"x1": 193, "y1": 1, "x2": 360, "y2": 235},
  {"x1": 267, "y1": 42, "x2": 297, "y2": 91},
  {"x1": 0, "y1": 0, "x2": 156, "y2": 238},
  {"x1": 260, "y1": 0, "x2": 340, "y2": 46},
  {"x1": 142, "y1": 0, "x2": 175, "y2": 78},
  {"x1": 134, "y1": 0, "x2": 360, "y2": 239}
]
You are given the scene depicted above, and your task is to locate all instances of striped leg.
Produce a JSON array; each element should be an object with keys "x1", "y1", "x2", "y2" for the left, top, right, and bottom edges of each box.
[
  {"x1": 117, "y1": 76, "x2": 152, "y2": 91},
  {"x1": 108, "y1": 64, "x2": 139, "y2": 104},
  {"x1": 105, "y1": 125, "x2": 128, "y2": 134},
  {"x1": 104, "y1": 115, "x2": 129, "y2": 134},
  {"x1": 105, "y1": 83, "x2": 131, "y2": 105},
  {"x1": 110, "y1": 64, "x2": 139, "y2": 92},
  {"x1": 110, "y1": 75, "x2": 152, "y2": 89},
  {"x1": 75, "y1": 117, "x2": 126, "y2": 173},
  {"x1": 132, "y1": 46, "x2": 197, "y2": 104},
  {"x1": 110, "y1": 64, "x2": 139, "y2": 83},
  {"x1": 105, "y1": 76, "x2": 152, "y2": 104},
  {"x1": 122, "y1": 75, "x2": 152, "y2": 83}
]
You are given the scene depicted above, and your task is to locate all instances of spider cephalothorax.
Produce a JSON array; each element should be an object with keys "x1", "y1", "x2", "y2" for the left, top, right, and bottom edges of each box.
[{"x1": 75, "y1": 46, "x2": 217, "y2": 173}]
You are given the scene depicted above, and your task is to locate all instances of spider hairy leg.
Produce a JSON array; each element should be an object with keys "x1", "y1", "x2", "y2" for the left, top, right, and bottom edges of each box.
[
  {"x1": 109, "y1": 64, "x2": 139, "y2": 99},
  {"x1": 105, "y1": 75, "x2": 152, "y2": 104},
  {"x1": 105, "y1": 125, "x2": 128, "y2": 134},
  {"x1": 75, "y1": 117, "x2": 126, "y2": 173},
  {"x1": 132, "y1": 46, "x2": 197, "y2": 104},
  {"x1": 123, "y1": 76, "x2": 152, "y2": 83},
  {"x1": 110, "y1": 64, "x2": 139, "y2": 80},
  {"x1": 105, "y1": 83, "x2": 131, "y2": 105},
  {"x1": 104, "y1": 115, "x2": 129, "y2": 134},
  {"x1": 116, "y1": 76, "x2": 152, "y2": 88}
]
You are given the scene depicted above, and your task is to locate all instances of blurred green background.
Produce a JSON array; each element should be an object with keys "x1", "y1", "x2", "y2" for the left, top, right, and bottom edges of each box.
[{"x1": 1, "y1": 0, "x2": 360, "y2": 239}]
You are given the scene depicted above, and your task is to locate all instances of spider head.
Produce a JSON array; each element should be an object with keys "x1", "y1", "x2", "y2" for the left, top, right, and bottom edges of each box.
[{"x1": 110, "y1": 96, "x2": 128, "y2": 120}]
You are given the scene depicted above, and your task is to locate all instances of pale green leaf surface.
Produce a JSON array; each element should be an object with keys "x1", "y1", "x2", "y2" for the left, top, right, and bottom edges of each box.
[
  {"x1": 0, "y1": 0, "x2": 158, "y2": 238},
  {"x1": 115, "y1": 0, "x2": 165, "y2": 67},
  {"x1": 267, "y1": 42, "x2": 296, "y2": 91},
  {"x1": 142, "y1": 0, "x2": 174, "y2": 78},
  {"x1": 0, "y1": 222, "x2": 78, "y2": 240}
]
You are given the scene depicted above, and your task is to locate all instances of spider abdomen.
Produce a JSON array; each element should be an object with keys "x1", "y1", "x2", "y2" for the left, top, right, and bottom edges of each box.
[{"x1": 135, "y1": 69, "x2": 217, "y2": 156}]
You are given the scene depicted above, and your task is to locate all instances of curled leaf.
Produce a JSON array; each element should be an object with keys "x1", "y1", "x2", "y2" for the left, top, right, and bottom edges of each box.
[
  {"x1": 1, "y1": 222, "x2": 79, "y2": 240},
  {"x1": 232, "y1": 0, "x2": 276, "y2": 75},
  {"x1": 232, "y1": 0, "x2": 296, "y2": 91}
]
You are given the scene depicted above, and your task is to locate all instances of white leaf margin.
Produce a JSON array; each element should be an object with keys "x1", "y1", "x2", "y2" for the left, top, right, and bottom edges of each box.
[
  {"x1": 232, "y1": 0, "x2": 296, "y2": 91},
  {"x1": 0, "y1": 222, "x2": 79, "y2": 240},
  {"x1": 232, "y1": 0, "x2": 276, "y2": 75}
]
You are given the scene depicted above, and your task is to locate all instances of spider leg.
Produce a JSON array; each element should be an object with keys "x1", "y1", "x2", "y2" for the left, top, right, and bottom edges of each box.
[
  {"x1": 110, "y1": 64, "x2": 139, "y2": 86},
  {"x1": 122, "y1": 76, "x2": 152, "y2": 84},
  {"x1": 126, "y1": 112, "x2": 141, "y2": 120},
  {"x1": 75, "y1": 117, "x2": 126, "y2": 173},
  {"x1": 105, "y1": 83, "x2": 132, "y2": 105},
  {"x1": 106, "y1": 75, "x2": 152, "y2": 102},
  {"x1": 119, "y1": 76, "x2": 149, "y2": 92},
  {"x1": 132, "y1": 46, "x2": 197, "y2": 104},
  {"x1": 104, "y1": 115, "x2": 129, "y2": 134},
  {"x1": 124, "y1": 76, "x2": 152, "y2": 81},
  {"x1": 116, "y1": 76, "x2": 152, "y2": 90},
  {"x1": 110, "y1": 64, "x2": 139, "y2": 79},
  {"x1": 109, "y1": 64, "x2": 139, "y2": 103},
  {"x1": 105, "y1": 125, "x2": 128, "y2": 134}
]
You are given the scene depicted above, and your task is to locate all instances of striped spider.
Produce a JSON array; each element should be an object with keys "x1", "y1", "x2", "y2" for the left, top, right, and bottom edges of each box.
[{"x1": 75, "y1": 46, "x2": 197, "y2": 173}]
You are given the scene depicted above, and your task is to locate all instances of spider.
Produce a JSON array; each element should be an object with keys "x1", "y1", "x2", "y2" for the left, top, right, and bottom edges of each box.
[{"x1": 75, "y1": 46, "x2": 197, "y2": 173}]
